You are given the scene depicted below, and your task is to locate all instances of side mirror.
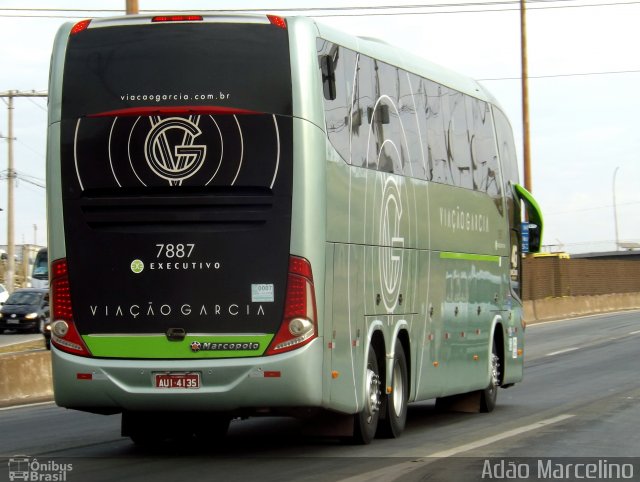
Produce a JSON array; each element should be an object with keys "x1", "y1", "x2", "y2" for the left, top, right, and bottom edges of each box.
[
  {"x1": 513, "y1": 184, "x2": 544, "y2": 254},
  {"x1": 320, "y1": 55, "x2": 336, "y2": 101},
  {"x1": 527, "y1": 223, "x2": 541, "y2": 253}
]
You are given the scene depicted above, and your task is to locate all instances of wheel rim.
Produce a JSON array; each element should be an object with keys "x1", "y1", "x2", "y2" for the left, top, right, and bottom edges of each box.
[
  {"x1": 392, "y1": 359, "x2": 405, "y2": 417},
  {"x1": 364, "y1": 368, "x2": 381, "y2": 423},
  {"x1": 488, "y1": 352, "x2": 500, "y2": 395}
]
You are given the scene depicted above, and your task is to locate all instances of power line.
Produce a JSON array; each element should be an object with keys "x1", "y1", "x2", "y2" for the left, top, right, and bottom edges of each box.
[
  {"x1": 1, "y1": 0, "x2": 639, "y2": 12},
  {"x1": 479, "y1": 69, "x2": 640, "y2": 81},
  {"x1": 0, "y1": 170, "x2": 45, "y2": 188},
  {"x1": 0, "y1": 1, "x2": 639, "y2": 18},
  {"x1": 544, "y1": 200, "x2": 640, "y2": 216},
  {"x1": 24, "y1": 97, "x2": 47, "y2": 113},
  {"x1": 15, "y1": 139, "x2": 45, "y2": 160}
]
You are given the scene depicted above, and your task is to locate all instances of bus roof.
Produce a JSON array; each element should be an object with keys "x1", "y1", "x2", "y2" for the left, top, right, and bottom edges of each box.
[{"x1": 60, "y1": 13, "x2": 503, "y2": 111}]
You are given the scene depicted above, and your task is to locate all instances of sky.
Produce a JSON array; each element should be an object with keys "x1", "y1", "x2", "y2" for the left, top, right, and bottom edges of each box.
[{"x1": 0, "y1": 0, "x2": 639, "y2": 253}]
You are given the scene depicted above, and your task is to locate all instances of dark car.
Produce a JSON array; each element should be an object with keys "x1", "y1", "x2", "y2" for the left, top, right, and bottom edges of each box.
[{"x1": 0, "y1": 288, "x2": 50, "y2": 337}]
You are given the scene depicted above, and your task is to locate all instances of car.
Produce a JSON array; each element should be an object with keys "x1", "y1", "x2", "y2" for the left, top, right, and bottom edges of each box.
[
  {"x1": 0, "y1": 288, "x2": 50, "y2": 335},
  {"x1": 0, "y1": 284, "x2": 9, "y2": 304}
]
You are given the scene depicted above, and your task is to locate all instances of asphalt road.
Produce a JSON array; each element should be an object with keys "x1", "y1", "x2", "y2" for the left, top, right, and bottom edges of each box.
[{"x1": 1, "y1": 311, "x2": 639, "y2": 481}]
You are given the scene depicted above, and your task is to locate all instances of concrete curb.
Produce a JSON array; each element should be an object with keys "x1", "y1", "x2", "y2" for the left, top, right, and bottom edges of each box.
[
  {"x1": 0, "y1": 350, "x2": 53, "y2": 408},
  {"x1": 524, "y1": 292, "x2": 640, "y2": 324}
]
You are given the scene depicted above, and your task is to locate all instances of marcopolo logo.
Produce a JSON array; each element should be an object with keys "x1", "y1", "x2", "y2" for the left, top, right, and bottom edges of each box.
[{"x1": 190, "y1": 340, "x2": 261, "y2": 352}]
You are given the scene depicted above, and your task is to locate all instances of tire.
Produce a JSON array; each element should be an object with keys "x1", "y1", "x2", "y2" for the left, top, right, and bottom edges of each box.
[
  {"x1": 33, "y1": 320, "x2": 42, "y2": 334},
  {"x1": 124, "y1": 411, "x2": 230, "y2": 447},
  {"x1": 480, "y1": 340, "x2": 500, "y2": 413},
  {"x1": 351, "y1": 344, "x2": 382, "y2": 444},
  {"x1": 377, "y1": 339, "x2": 408, "y2": 438}
]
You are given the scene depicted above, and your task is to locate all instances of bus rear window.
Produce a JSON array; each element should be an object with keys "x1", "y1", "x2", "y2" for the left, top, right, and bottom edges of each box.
[{"x1": 61, "y1": 22, "x2": 292, "y2": 120}]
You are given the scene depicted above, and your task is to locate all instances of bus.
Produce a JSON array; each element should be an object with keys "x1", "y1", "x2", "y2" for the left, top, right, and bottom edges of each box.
[
  {"x1": 29, "y1": 247, "x2": 49, "y2": 289},
  {"x1": 46, "y1": 13, "x2": 543, "y2": 444}
]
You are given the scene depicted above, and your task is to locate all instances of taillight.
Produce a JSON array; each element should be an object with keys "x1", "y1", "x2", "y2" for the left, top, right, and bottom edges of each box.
[
  {"x1": 267, "y1": 15, "x2": 287, "y2": 29},
  {"x1": 151, "y1": 15, "x2": 203, "y2": 22},
  {"x1": 266, "y1": 256, "x2": 317, "y2": 355},
  {"x1": 50, "y1": 258, "x2": 91, "y2": 357},
  {"x1": 70, "y1": 19, "x2": 91, "y2": 35}
]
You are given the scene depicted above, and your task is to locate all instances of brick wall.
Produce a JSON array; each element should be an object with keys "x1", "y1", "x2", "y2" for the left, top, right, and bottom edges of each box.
[{"x1": 523, "y1": 256, "x2": 640, "y2": 300}]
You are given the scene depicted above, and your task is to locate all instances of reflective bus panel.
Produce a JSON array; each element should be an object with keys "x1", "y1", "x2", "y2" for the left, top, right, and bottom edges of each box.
[{"x1": 47, "y1": 14, "x2": 542, "y2": 445}]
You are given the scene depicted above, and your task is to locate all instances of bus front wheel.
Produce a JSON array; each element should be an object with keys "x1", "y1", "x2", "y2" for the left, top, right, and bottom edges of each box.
[{"x1": 480, "y1": 341, "x2": 500, "y2": 413}]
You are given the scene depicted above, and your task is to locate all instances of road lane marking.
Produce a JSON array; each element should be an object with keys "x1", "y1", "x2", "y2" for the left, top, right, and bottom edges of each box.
[
  {"x1": 629, "y1": 330, "x2": 640, "y2": 335},
  {"x1": 337, "y1": 414, "x2": 576, "y2": 482},
  {"x1": 526, "y1": 309, "x2": 640, "y2": 328},
  {"x1": 545, "y1": 347, "x2": 579, "y2": 357},
  {"x1": 0, "y1": 401, "x2": 54, "y2": 411},
  {"x1": 425, "y1": 414, "x2": 575, "y2": 458}
]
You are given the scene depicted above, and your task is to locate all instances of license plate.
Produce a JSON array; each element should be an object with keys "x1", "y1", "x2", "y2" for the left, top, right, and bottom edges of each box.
[
  {"x1": 6, "y1": 320, "x2": 19, "y2": 325},
  {"x1": 154, "y1": 373, "x2": 200, "y2": 389}
]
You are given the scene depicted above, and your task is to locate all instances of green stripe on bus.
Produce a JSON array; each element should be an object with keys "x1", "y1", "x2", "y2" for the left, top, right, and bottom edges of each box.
[
  {"x1": 440, "y1": 251, "x2": 501, "y2": 263},
  {"x1": 82, "y1": 334, "x2": 274, "y2": 359}
]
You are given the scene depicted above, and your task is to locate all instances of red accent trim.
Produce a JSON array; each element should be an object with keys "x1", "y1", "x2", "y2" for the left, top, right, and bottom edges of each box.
[
  {"x1": 87, "y1": 106, "x2": 260, "y2": 118},
  {"x1": 77, "y1": 373, "x2": 93, "y2": 380},
  {"x1": 263, "y1": 371, "x2": 281, "y2": 378},
  {"x1": 152, "y1": 15, "x2": 203, "y2": 23},
  {"x1": 267, "y1": 15, "x2": 287, "y2": 29}
]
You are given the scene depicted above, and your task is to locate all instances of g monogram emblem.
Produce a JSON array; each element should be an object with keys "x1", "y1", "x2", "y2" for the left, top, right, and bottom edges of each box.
[
  {"x1": 144, "y1": 117, "x2": 207, "y2": 186},
  {"x1": 379, "y1": 176, "x2": 404, "y2": 313}
]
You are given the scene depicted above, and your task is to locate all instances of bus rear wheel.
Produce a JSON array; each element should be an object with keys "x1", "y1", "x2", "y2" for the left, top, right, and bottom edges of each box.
[
  {"x1": 377, "y1": 339, "x2": 408, "y2": 438},
  {"x1": 351, "y1": 344, "x2": 382, "y2": 444}
]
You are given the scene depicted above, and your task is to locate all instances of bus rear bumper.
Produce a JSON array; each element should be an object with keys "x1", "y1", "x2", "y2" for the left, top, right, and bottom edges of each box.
[{"x1": 51, "y1": 339, "x2": 324, "y2": 414}]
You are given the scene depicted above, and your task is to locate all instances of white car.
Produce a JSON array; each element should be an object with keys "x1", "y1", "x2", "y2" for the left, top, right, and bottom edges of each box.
[{"x1": 0, "y1": 284, "x2": 8, "y2": 304}]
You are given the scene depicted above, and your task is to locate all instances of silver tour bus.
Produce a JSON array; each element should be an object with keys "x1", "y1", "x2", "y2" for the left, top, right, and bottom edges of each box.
[{"x1": 47, "y1": 13, "x2": 543, "y2": 444}]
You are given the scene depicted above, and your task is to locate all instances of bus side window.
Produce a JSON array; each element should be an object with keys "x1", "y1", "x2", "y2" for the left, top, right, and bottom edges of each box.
[
  {"x1": 350, "y1": 55, "x2": 376, "y2": 169},
  {"x1": 317, "y1": 40, "x2": 357, "y2": 165},
  {"x1": 446, "y1": 91, "x2": 473, "y2": 189},
  {"x1": 467, "y1": 97, "x2": 502, "y2": 204},
  {"x1": 425, "y1": 81, "x2": 449, "y2": 184},
  {"x1": 493, "y1": 107, "x2": 521, "y2": 298}
]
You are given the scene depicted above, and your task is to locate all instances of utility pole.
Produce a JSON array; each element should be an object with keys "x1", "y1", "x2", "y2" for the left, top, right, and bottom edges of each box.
[
  {"x1": 5, "y1": 92, "x2": 15, "y2": 293},
  {"x1": 126, "y1": 0, "x2": 139, "y2": 15},
  {"x1": 613, "y1": 167, "x2": 620, "y2": 251},
  {"x1": 0, "y1": 90, "x2": 48, "y2": 292},
  {"x1": 520, "y1": 0, "x2": 532, "y2": 193}
]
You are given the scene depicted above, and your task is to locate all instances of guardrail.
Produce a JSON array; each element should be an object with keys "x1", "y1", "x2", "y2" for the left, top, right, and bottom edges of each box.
[{"x1": 0, "y1": 347, "x2": 52, "y2": 407}]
